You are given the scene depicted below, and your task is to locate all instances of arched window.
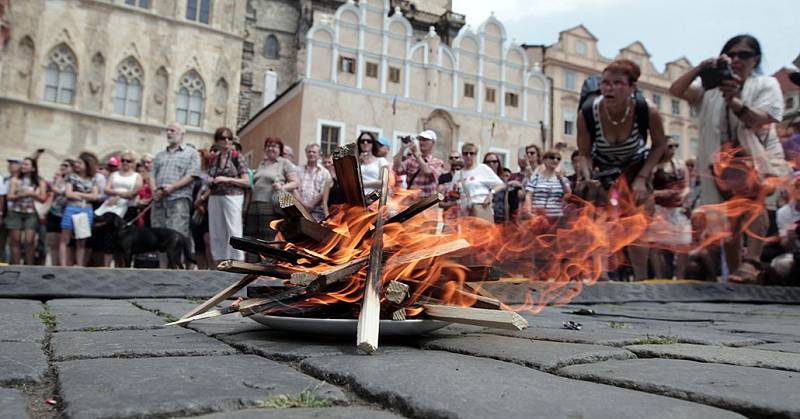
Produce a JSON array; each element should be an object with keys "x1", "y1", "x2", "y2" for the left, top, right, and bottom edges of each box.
[
  {"x1": 176, "y1": 71, "x2": 205, "y2": 127},
  {"x1": 44, "y1": 44, "x2": 77, "y2": 104},
  {"x1": 114, "y1": 57, "x2": 144, "y2": 117},
  {"x1": 264, "y1": 34, "x2": 279, "y2": 59}
]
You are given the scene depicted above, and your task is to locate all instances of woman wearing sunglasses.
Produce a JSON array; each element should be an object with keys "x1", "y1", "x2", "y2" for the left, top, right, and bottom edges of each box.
[
  {"x1": 357, "y1": 132, "x2": 391, "y2": 196},
  {"x1": 454, "y1": 143, "x2": 505, "y2": 223},
  {"x1": 94, "y1": 150, "x2": 142, "y2": 266},
  {"x1": 523, "y1": 150, "x2": 571, "y2": 220},
  {"x1": 670, "y1": 34, "x2": 788, "y2": 283}
]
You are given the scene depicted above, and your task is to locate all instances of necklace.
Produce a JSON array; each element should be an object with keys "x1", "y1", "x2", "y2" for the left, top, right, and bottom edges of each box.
[{"x1": 603, "y1": 100, "x2": 631, "y2": 126}]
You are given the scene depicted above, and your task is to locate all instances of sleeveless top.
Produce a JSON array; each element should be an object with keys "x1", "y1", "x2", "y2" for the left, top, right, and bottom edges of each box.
[
  {"x1": 95, "y1": 171, "x2": 140, "y2": 218},
  {"x1": 10, "y1": 176, "x2": 37, "y2": 214},
  {"x1": 591, "y1": 96, "x2": 648, "y2": 168}
]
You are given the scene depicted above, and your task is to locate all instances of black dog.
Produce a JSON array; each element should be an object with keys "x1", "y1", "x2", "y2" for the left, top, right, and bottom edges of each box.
[{"x1": 95, "y1": 213, "x2": 195, "y2": 269}]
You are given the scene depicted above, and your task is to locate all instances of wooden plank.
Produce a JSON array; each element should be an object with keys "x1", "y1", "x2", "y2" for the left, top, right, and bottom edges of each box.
[
  {"x1": 386, "y1": 193, "x2": 443, "y2": 225},
  {"x1": 278, "y1": 218, "x2": 336, "y2": 244},
  {"x1": 357, "y1": 166, "x2": 390, "y2": 354},
  {"x1": 167, "y1": 305, "x2": 239, "y2": 326},
  {"x1": 178, "y1": 274, "x2": 258, "y2": 320},
  {"x1": 276, "y1": 190, "x2": 315, "y2": 222},
  {"x1": 229, "y1": 236, "x2": 322, "y2": 265},
  {"x1": 215, "y1": 260, "x2": 294, "y2": 278},
  {"x1": 422, "y1": 304, "x2": 529, "y2": 330},
  {"x1": 333, "y1": 143, "x2": 366, "y2": 208},
  {"x1": 289, "y1": 256, "x2": 369, "y2": 286},
  {"x1": 386, "y1": 239, "x2": 471, "y2": 267}
]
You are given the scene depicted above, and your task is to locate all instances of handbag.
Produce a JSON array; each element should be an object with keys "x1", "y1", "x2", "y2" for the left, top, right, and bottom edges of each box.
[{"x1": 72, "y1": 211, "x2": 92, "y2": 240}]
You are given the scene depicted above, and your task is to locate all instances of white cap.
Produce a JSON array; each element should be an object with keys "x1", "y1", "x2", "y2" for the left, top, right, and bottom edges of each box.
[{"x1": 417, "y1": 130, "x2": 437, "y2": 141}]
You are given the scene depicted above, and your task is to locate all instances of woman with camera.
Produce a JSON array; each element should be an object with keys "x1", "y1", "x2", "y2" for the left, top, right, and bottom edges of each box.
[{"x1": 669, "y1": 34, "x2": 787, "y2": 283}]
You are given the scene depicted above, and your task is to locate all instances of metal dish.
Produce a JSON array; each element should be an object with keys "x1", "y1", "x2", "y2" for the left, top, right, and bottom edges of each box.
[{"x1": 250, "y1": 314, "x2": 450, "y2": 337}]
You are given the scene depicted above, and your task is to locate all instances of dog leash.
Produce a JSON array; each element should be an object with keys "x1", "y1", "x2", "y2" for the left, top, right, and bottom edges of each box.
[{"x1": 124, "y1": 201, "x2": 155, "y2": 228}]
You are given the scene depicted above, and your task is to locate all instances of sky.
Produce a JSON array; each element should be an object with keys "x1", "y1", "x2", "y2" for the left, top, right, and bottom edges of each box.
[{"x1": 451, "y1": 0, "x2": 798, "y2": 75}]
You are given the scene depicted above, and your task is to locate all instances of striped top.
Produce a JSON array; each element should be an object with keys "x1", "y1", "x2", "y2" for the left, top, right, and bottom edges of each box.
[
  {"x1": 525, "y1": 173, "x2": 568, "y2": 217},
  {"x1": 591, "y1": 96, "x2": 648, "y2": 168}
]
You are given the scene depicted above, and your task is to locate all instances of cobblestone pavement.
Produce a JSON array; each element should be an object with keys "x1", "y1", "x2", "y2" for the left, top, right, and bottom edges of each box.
[{"x1": 2, "y1": 267, "x2": 800, "y2": 418}]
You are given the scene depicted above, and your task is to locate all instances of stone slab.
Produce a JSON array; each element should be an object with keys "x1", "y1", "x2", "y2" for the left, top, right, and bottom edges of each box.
[
  {"x1": 0, "y1": 299, "x2": 47, "y2": 343},
  {"x1": 301, "y1": 351, "x2": 742, "y2": 419},
  {"x1": 749, "y1": 342, "x2": 800, "y2": 354},
  {"x1": 58, "y1": 355, "x2": 346, "y2": 419},
  {"x1": 191, "y1": 407, "x2": 404, "y2": 419},
  {"x1": 0, "y1": 388, "x2": 29, "y2": 419},
  {"x1": 52, "y1": 328, "x2": 240, "y2": 361},
  {"x1": 0, "y1": 341, "x2": 48, "y2": 386},
  {"x1": 420, "y1": 333, "x2": 635, "y2": 372},
  {"x1": 130, "y1": 298, "x2": 211, "y2": 319},
  {"x1": 47, "y1": 299, "x2": 165, "y2": 331},
  {"x1": 0, "y1": 266, "x2": 245, "y2": 299},
  {"x1": 626, "y1": 343, "x2": 800, "y2": 372},
  {"x1": 559, "y1": 358, "x2": 800, "y2": 418}
]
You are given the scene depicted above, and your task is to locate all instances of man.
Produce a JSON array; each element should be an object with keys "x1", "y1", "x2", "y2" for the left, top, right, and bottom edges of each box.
[
  {"x1": 0, "y1": 157, "x2": 22, "y2": 263},
  {"x1": 295, "y1": 144, "x2": 331, "y2": 221},
  {"x1": 770, "y1": 173, "x2": 800, "y2": 284},
  {"x1": 438, "y1": 151, "x2": 462, "y2": 186},
  {"x1": 151, "y1": 123, "x2": 201, "y2": 268},
  {"x1": 393, "y1": 130, "x2": 444, "y2": 198}
]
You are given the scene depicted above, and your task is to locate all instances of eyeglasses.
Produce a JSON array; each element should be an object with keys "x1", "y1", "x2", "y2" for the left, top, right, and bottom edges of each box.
[
  {"x1": 121, "y1": 159, "x2": 134, "y2": 163},
  {"x1": 546, "y1": 156, "x2": 561, "y2": 161},
  {"x1": 462, "y1": 151, "x2": 476, "y2": 156},
  {"x1": 485, "y1": 160, "x2": 500, "y2": 164},
  {"x1": 526, "y1": 151, "x2": 538, "y2": 156},
  {"x1": 667, "y1": 145, "x2": 679, "y2": 149},
  {"x1": 449, "y1": 156, "x2": 460, "y2": 160},
  {"x1": 726, "y1": 50, "x2": 756, "y2": 60},
  {"x1": 358, "y1": 139, "x2": 374, "y2": 144}
]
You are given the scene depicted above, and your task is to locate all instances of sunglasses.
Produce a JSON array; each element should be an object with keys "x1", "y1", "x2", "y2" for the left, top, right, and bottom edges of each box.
[
  {"x1": 142, "y1": 160, "x2": 153, "y2": 164},
  {"x1": 462, "y1": 151, "x2": 476, "y2": 156},
  {"x1": 668, "y1": 145, "x2": 679, "y2": 149},
  {"x1": 726, "y1": 51, "x2": 756, "y2": 60},
  {"x1": 121, "y1": 158, "x2": 134, "y2": 163},
  {"x1": 217, "y1": 136, "x2": 233, "y2": 141},
  {"x1": 448, "y1": 156, "x2": 460, "y2": 160},
  {"x1": 546, "y1": 156, "x2": 561, "y2": 161},
  {"x1": 358, "y1": 139, "x2": 374, "y2": 144}
]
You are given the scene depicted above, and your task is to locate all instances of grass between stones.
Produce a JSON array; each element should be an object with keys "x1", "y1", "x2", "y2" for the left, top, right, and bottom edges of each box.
[
  {"x1": 634, "y1": 335, "x2": 679, "y2": 345},
  {"x1": 607, "y1": 321, "x2": 631, "y2": 329},
  {"x1": 37, "y1": 310, "x2": 56, "y2": 328},
  {"x1": 257, "y1": 384, "x2": 332, "y2": 409}
]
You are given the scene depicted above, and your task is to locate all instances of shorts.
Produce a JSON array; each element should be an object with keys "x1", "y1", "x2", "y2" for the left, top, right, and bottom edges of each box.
[
  {"x1": 5, "y1": 211, "x2": 39, "y2": 231},
  {"x1": 61, "y1": 206, "x2": 94, "y2": 231},
  {"x1": 46, "y1": 212, "x2": 63, "y2": 233}
]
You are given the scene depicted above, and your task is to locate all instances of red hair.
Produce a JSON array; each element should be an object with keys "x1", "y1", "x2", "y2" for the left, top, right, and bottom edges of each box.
[
  {"x1": 263, "y1": 136, "x2": 285, "y2": 156},
  {"x1": 603, "y1": 59, "x2": 641, "y2": 84}
]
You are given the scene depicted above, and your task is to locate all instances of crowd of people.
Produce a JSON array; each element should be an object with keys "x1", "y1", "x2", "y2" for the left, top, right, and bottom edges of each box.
[{"x1": 0, "y1": 34, "x2": 798, "y2": 283}]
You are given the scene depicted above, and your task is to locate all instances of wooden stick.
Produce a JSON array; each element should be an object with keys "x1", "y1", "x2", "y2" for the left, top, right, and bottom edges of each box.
[
  {"x1": 277, "y1": 190, "x2": 315, "y2": 222},
  {"x1": 386, "y1": 193, "x2": 443, "y2": 225},
  {"x1": 179, "y1": 274, "x2": 258, "y2": 320},
  {"x1": 289, "y1": 256, "x2": 369, "y2": 286},
  {"x1": 278, "y1": 218, "x2": 336, "y2": 244},
  {"x1": 229, "y1": 236, "x2": 321, "y2": 265},
  {"x1": 357, "y1": 166, "x2": 390, "y2": 354},
  {"x1": 392, "y1": 309, "x2": 407, "y2": 321},
  {"x1": 167, "y1": 305, "x2": 239, "y2": 326},
  {"x1": 386, "y1": 238, "x2": 471, "y2": 267},
  {"x1": 422, "y1": 304, "x2": 529, "y2": 330},
  {"x1": 215, "y1": 260, "x2": 294, "y2": 278},
  {"x1": 333, "y1": 143, "x2": 366, "y2": 208}
]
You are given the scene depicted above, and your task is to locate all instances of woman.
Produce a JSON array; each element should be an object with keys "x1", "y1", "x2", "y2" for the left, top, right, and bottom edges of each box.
[
  {"x1": 95, "y1": 150, "x2": 142, "y2": 266},
  {"x1": 641, "y1": 137, "x2": 691, "y2": 279},
  {"x1": 577, "y1": 58, "x2": 667, "y2": 203},
  {"x1": 45, "y1": 159, "x2": 74, "y2": 266},
  {"x1": 670, "y1": 34, "x2": 787, "y2": 282},
  {"x1": 135, "y1": 155, "x2": 154, "y2": 228},
  {"x1": 205, "y1": 127, "x2": 249, "y2": 265},
  {"x1": 357, "y1": 132, "x2": 391, "y2": 196},
  {"x1": 523, "y1": 150, "x2": 571, "y2": 219},
  {"x1": 483, "y1": 152, "x2": 510, "y2": 223},
  {"x1": 454, "y1": 143, "x2": 505, "y2": 223},
  {"x1": 59, "y1": 155, "x2": 99, "y2": 266},
  {"x1": 6, "y1": 158, "x2": 47, "y2": 265},
  {"x1": 191, "y1": 148, "x2": 213, "y2": 270},
  {"x1": 246, "y1": 137, "x2": 298, "y2": 255}
]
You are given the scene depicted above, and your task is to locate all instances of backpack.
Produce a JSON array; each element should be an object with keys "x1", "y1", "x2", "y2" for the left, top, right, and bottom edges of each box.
[{"x1": 578, "y1": 75, "x2": 650, "y2": 143}]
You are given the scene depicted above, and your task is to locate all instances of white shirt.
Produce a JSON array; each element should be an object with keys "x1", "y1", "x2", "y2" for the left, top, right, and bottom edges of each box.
[
  {"x1": 0, "y1": 176, "x2": 9, "y2": 196},
  {"x1": 455, "y1": 163, "x2": 503, "y2": 205},
  {"x1": 776, "y1": 202, "x2": 800, "y2": 245},
  {"x1": 95, "y1": 171, "x2": 140, "y2": 218},
  {"x1": 360, "y1": 157, "x2": 389, "y2": 195}
]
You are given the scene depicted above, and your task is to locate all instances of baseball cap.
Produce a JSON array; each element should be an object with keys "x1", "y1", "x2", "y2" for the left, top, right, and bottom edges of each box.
[
  {"x1": 6, "y1": 157, "x2": 22, "y2": 164},
  {"x1": 377, "y1": 137, "x2": 391, "y2": 148},
  {"x1": 417, "y1": 130, "x2": 437, "y2": 141},
  {"x1": 107, "y1": 157, "x2": 120, "y2": 167}
]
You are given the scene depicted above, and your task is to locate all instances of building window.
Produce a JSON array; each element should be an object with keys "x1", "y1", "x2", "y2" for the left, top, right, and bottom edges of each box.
[
  {"x1": 366, "y1": 62, "x2": 378, "y2": 78},
  {"x1": 689, "y1": 106, "x2": 699, "y2": 118},
  {"x1": 176, "y1": 71, "x2": 205, "y2": 127},
  {"x1": 504, "y1": 92, "x2": 519, "y2": 108},
  {"x1": 339, "y1": 56, "x2": 356, "y2": 74},
  {"x1": 186, "y1": 0, "x2": 211, "y2": 24},
  {"x1": 563, "y1": 110, "x2": 576, "y2": 136},
  {"x1": 264, "y1": 35, "x2": 279, "y2": 59},
  {"x1": 124, "y1": 0, "x2": 150, "y2": 8},
  {"x1": 787, "y1": 96, "x2": 795, "y2": 110},
  {"x1": 43, "y1": 44, "x2": 77, "y2": 105},
  {"x1": 485, "y1": 87, "x2": 496, "y2": 103},
  {"x1": 652, "y1": 94, "x2": 661, "y2": 110},
  {"x1": 464, "y1": 83, "x2": 475, "y2": 98},
  {"x1": 671, "y1": 99, "x2": 681, "y2": 116},
  {"x1": 689, "y1": 137, "x2": 698, "y2": 158},
  {"x1": 320, "y1": 124, "x2": 341, "y2": 155},
  {"x1": 113, "y1": 57, "x2": 144, "y2": 117},
  {"x1": 388, "y1": 66, "x2": 401, "y2": 83},
  {"x1": 564, "y1": 71, "x2": 576, "y2": 90},
  {"x1": 575, "y1": 40, "x2": 587, "y2": 56}
]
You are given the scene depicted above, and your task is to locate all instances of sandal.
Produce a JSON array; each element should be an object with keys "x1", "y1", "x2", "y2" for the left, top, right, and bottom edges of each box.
[{"x1": 729, "y1": 258, "x2": 763, "y2": 284}]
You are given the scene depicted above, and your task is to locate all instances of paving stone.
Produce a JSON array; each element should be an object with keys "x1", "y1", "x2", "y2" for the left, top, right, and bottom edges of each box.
[
  {"x1": 0, "y1": 299, "x2": 47, "y2": 343},
  {"x1": 52, "y1": 328, "x2": 239, "y2": 361},
  {"x1": 713, "y1": 322, "x2": 800, "y2": 337},
  {"x1": 0, "y1": 341, "x2": 48, "y2": 386},
  {"x1": 187, "y1": 317, "x2": 268, "y2": 337},
  {"x1": 130, "y1": 298, "x2": 210, "y2": 319},
  {"x1": 559, "y1": 358, "x2": 800, "y2": 418},
  {"x1": 58, "y1": 355, "x2": 346, "y2": 419},
  {"x1": 420, "y1": 333, "x2": 635, "y2": 372},
  {"x1": 749, "y1": 342, "x2": 800, "y2": 354},
  {"x1": 300, "y1": 351, "x2": 742, "y2": 419},
  {"x1": 47, "y1": 299, "x2": 165, "y2": 331},
  {"x1": 0, "y1": 388, "x2": 29, "y2": 419},
  {"x1": 570, "y1": 282, "x2": 800, "y2": 304},
  {"x1": 191, "y1": 407, "x2": 404, "y2": 419},
  {"x1": 626, "y1": 343, "x2": 800, "y2": 372}
]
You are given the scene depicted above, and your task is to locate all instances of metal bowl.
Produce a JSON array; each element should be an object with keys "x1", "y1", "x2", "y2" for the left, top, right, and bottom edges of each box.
[{"x1": 250, "y1": 314, "x2": 450, "y2": 337}]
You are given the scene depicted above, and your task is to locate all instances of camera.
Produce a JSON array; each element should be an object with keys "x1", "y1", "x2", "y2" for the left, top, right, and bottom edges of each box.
[
  {"x1": 699, "y1": 60, "x2": 735, "y2": 90},
  {"x1": 400, "y1": 135, "x2": 413, "y2": 144},
  {"x1": 591, "y1": 167, "x2": 622, "y2": 189}
]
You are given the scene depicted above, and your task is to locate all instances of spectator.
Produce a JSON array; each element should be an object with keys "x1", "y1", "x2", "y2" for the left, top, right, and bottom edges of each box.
[
  {"x1": 44, "y1": 159, "x2": 74, "y2": 266},
  {"x1": 523, "y1": 150, "x2": 571, "y2": 219},
  {"x1": 205, "y1": 127, "x2": 249, "y2": 264},
  {"x1": 769, "y1": 173, "x2": 800, "y2": 284},
  {"x1": 151, "y1": 122, "x2": 201, "y2": 268},
  {"x1": 670, "y1": 34, "x2": 788, "y2": 282},
  {"x1": 393, "y1": 130, "x2": 444, "y2": 198},
  {"x1": 566, "y1": 150, "x2": 581, "y2": 191},
  {"x1": 321, "y1": 153, "x2": 344, "y2": 217},
  {"x1": 454, "y1": 143, "x2": 505, "y2": 222},
  {"x1": 296, "y1": 144, "x2": 331, "y2": 222},
  {"x1": 59, "y1": 155, "x2": 99, "y2": 266},
  {"x1": 246, "y1": 137, "x2": 298, "y2": 252},
  {"x1": 134, "y1": 155, "x2": 154, "y2": 228},
  {"x1": 95, "y1": 150, "x2": 142, "y2": 267},
  {"x1": 6, "y1": 157, "x2": 47, "y2": 265},
  {"x1": 483, "y1": 152, "x2": 510, "y2": 223},
  {"x1": 438, "y1": 151, "x2": 462, "y2": 186},
  {"x1": 106, "y1": 156, "x2": 120, "y2": 175},
  {"x1": 376, "y1": 137, "x2": 391, "y2": 158},
  {"x1": 438, "y1": 155, "x2": 465, "y2": 228},
  {"x1": 358, "y1": 132, "x2": 391, "y2": 196},
  {"x1": 683, "y1": 158, "x2": 702, "y2": 214},
  {"x1": 283, "y1": 145, "x2": 296, "y2": 164},
  {"x1": 0, "y1": 157, "x2": 22, "y2": 263},
  {"x1": 191, "y1": 148, "x2": 213, "y2": 270}
]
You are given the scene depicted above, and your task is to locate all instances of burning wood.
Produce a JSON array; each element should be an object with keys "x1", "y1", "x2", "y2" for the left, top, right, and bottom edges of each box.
[
  {"x1": 422, "y1": 304, "x2": 528, "y2": 330},
  {"x1": 332, "y1": 143, "x2": 367, "y2": 208}
]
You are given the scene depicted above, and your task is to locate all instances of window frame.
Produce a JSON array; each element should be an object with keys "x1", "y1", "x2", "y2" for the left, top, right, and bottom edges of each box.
[
  {"x1": 339, "y1": 56, "x2": 356, "y2": 74},
  {"x1": 365, "y1": 61, "x2": 379, "y2": 79},
  {"x1": 264, "y1": 34, "x2": 280, "y2": 59},
  {"x1": 388, "y1": 66, "x2": 401, "y2": 84},
  {"x1": 485, "y1": 87, "x2": 496, "y2": 103},
  {"x1": 463, "y1": 82, "x2": 475, "y2": 98},
  {"x1": 564, "y1": 71, "x2": 576, "y2": 90},
  {"x1": 504, "y1": 92, "x2": 519, "y2": 108},
  {"x1": 43, "y1": 45, "x2": 77, "y2": 105},
  {"x1": 186, "y1": 0, "x2": 211, "y2": 24},
  {"x1": 113, "y1": 57, "x2": 144, "y2": 118},
  {"x1": 317, "y1": 119, "x2": 346, "y2": 156},
  {"x1": 671, "y1": 98, "x2": 681, "y2": 116},
  {"x1": 563, "y1": 109, "x2": 576, "y2": 136},
  {"x1": 176, "y1": 71, "x2": 205, "y2": 127}
]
